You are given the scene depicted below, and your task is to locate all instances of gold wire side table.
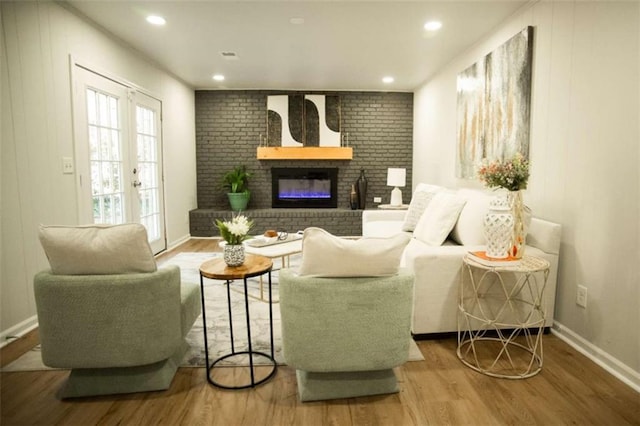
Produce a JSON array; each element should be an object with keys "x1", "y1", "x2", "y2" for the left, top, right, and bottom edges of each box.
[{"x1": 457, "y1": 254, "x2": 550, "y2": 379}]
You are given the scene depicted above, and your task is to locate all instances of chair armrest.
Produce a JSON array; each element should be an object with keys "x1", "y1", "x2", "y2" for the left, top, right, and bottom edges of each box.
[{"x1": 34, "y1": 266, "x2": 183, "y2": 368}]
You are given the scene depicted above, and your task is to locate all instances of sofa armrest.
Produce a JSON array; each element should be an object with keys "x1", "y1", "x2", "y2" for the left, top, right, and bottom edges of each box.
[
  {"x1": 362, "y1": 209, "x2": 407, "y2": 223},
  {"x1": 405, "y1": 237, "x2": 560, "y2": 334},
  {"x1": 34, "y1": 266, "x2": 183, "y2": 368},
  {"x1": 362, "y1": 210, "x2": 408, "y2": 237},
  {"x1": 279, "y1": 268, "x2": 414, "y2": 372},
  {"x1": 528, "y1": 217, "x2": 562, "y2": 255}
]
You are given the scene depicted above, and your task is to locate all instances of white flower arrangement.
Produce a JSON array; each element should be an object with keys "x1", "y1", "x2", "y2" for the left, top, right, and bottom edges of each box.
[{"x1": 215, "y1": 214, "x2": 254, "y2": 245}]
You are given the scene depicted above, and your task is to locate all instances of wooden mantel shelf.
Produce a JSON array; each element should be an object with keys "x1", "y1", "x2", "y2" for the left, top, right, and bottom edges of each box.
[{"x1": 257, "y1": 146, "x2": 353, "y2": 160}]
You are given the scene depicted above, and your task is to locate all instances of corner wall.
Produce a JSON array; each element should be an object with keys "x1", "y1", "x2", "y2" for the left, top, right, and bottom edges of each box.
[
  {"x1": 1, "y1": 2, "x2": 196, "y2": 340},
  {"x1": 414, "y1": 1, "x2": 639, "y2": 386}
]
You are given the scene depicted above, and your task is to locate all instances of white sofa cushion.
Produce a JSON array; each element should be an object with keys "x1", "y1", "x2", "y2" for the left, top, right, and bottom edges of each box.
[
  {"x1": 450, "y1": 188, "x2": 492, "y2": 246},
  {"x1": 39, "y1": 223, "x2": 157, "y2": 275},
  {"x1": 413, "y1": 192, "x2": 467, "y2": 246},
  {"x1": 299, "y1": 227, "x2": 409, "y2": 277},
  {"x1": 402, "y1": 190, "x2": 436, "y2": 232},
  {"x1": 401, "y1": 184, "x2": 444, "y2": 232}
]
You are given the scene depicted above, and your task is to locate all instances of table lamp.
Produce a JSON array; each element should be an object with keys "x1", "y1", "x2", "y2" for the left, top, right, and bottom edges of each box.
[{"x1": 386, "y1": 168, "x2": 406, "y2": 206}]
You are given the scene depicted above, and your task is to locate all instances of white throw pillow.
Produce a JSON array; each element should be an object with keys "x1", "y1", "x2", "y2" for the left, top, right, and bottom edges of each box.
[
  {"x1": 413, "y1": 192, "x2": 467, "y2": 246},
  {"x1": 402, "y1": 191, "x2": 436, "y2": 232},
  {"x1": 450, "y1": 189, "x2": 492, "y2": 246},
  {"x1": 401, "y1": 184, "x2": 444, "y2": 232},
  {"x1": 298, "y1": 227, "x2": 410, "y2": 277},
  {"x1": 39, "y1": 223, "x2": 157, "y2": 275}
]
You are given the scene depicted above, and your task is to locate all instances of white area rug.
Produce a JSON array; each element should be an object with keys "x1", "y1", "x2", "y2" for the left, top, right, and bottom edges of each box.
[{"x1": 2, "y1": 252, "x2": 424, "y2": 371}]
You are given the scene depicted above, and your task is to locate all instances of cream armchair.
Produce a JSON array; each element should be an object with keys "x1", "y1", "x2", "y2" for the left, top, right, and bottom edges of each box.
[{"x1": 34, "y1": 224, "x2": 201, "y2": 398}]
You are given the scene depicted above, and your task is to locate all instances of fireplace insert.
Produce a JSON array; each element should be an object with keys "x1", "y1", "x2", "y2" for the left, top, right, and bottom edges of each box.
[{"x1": 271, "y1": 167, "x2": 338, "y2": 208}]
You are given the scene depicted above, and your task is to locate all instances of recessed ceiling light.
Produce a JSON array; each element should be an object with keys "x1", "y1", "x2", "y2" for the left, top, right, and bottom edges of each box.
[
  {"x1": 212, "y1": 74, "x2": 225, "y2": 81},
  {"x1": 382, "y1": 76, "x2": 395, "y2": 84},
  {"x1": 424, "y1": 21, "x2": 442, "y2": 31},
  {"x1": 146, "y1": 15, "x2": 166, "y2": 26}
]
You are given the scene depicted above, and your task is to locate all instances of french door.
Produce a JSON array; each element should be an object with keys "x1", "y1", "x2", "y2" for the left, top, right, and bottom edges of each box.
[{"x1": 73, "y1": 65, "x2": 166, "y2": 253}]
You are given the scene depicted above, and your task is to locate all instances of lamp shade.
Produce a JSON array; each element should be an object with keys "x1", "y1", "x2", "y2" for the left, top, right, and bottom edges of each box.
[{"x1": 386, "y1": 168, "x2": 406, "y2": 187}]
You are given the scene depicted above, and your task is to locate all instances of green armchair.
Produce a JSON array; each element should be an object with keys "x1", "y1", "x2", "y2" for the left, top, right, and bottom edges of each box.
[
  {"x1": 34, "y1": 223, "x2": 200, "y2": 398},
  {"x1": 279, "y1": 268, "x2": 414, "y2": 401},
  {"x1": 34, "y1": 267, "x2": 200, "y2": 398}
]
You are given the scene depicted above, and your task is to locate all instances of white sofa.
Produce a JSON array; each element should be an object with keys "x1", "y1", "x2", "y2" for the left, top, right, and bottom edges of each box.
[{"x1": 362, "y1": 186, "x2": 561, "y2": 336}]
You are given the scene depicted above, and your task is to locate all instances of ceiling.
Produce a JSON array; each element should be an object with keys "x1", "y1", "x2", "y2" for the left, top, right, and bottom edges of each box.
[{"x1": 64, "y1": 1, "x2": 530, "y2": 92}]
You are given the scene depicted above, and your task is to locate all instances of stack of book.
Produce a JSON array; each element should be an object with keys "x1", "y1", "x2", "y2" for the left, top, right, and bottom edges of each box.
[{"x1": 467, "y1": 250, "x2": 522, "y2": 267}]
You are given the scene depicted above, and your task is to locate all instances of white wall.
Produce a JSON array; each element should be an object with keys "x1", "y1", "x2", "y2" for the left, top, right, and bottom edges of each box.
[
  {"x1": 414, "y1": 1, "x2": 639, "y2": 384},
  {"x1": 1, "y1": 2, "x2": 196, "y2": 339}
]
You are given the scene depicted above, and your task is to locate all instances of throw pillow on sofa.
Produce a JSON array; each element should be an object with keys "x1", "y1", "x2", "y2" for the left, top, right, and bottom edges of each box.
[
  {"x1": 413, "y1": 192, "x2": 467, "y2": 246},
  {"x1": 298, "y1": 227, "x2": 409, "y2": 277},
  {"x1": 401, "y1": 184, "x2": 444, "y2": 232},
  {"x1": 450, "y1": 188, "x2": 492, "y2": 246},
  {"x1": 39, "y1": 223, "x2": 157, "y2": 275}
]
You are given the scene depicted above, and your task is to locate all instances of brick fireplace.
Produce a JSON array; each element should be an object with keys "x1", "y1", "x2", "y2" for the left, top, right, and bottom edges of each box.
[{"x1": 190, "y1": 90, "x2": 413, "y2": 236}]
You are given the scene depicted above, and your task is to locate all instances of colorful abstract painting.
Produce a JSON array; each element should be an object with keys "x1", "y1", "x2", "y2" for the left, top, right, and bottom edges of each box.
[{"x1": 456, "y1": 26, "x2": 534, "y2": 179}]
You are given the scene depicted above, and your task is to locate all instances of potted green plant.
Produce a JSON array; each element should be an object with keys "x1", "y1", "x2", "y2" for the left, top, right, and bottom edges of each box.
[{"x1": 222, "y1": 165, "x2": 252, "y2": 211}]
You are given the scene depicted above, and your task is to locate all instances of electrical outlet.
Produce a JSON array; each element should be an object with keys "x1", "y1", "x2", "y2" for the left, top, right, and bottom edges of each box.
[
  {"x1": 576, "y1": 285, "x2": 588, "y2": 308},
  {"x1": 373, "y1": 197, "x2": 382, "y2": 203},
  {"x1": 62, "y1": 157, "x2": 74, "y2": 174}
]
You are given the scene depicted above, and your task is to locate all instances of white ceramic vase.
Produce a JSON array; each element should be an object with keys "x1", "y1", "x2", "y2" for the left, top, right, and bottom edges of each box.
[{"x1": 483, "y1": 194, "x2": 514, "y2": 259}]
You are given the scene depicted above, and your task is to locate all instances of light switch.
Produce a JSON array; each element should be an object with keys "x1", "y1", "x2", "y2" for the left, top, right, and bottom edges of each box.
[{"x1": 62, "y1": 157, "x2": 74, "y2": 174}]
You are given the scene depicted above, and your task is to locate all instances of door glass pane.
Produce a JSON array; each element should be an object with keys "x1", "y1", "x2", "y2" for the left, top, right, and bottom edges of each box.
[
  {"x1": 136, "y1": 104, "x2": 161, "y2": 241},
  {"x1": 87, "y1": 88, "x2": 125, "y2": 225}
]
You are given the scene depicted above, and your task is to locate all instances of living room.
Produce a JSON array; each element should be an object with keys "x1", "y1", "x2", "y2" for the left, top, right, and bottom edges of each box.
[{"x1": 1, "y1": 0, "x2": 638, "y2": 424}]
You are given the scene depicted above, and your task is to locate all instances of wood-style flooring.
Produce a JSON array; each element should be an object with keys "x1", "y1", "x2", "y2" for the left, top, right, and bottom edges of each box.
[{"x1": 1, "y1": 238, "x2": 638, "y2": 426}]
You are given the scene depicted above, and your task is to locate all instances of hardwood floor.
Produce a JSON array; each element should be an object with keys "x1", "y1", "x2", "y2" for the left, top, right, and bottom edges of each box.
[{"x1": 2, "y1": 239, "x2": 638, "y2": 426}]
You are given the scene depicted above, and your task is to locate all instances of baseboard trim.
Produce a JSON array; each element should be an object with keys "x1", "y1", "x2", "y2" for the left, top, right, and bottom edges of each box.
[
  {"x1": 411, "y1": 327, "x2": 550, "y2": 341},
  {"x1": 1, "y1": 316, "x2": 38, "y2": 349},
  {"x1": 166, "y1": 233, "x2": 192, "y2": 252},
  {"x1": 552, "y1": 322, "x2": 640, "y2": 393}
]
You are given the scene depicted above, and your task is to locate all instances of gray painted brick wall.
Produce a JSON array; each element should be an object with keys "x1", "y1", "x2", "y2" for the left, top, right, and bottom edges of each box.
[
  {"x1": 192, "y1": 90, "x2": 413, "y2": 236},
  {"x1": 190, "y1": 209, "x2": 362, "y2": 237}
]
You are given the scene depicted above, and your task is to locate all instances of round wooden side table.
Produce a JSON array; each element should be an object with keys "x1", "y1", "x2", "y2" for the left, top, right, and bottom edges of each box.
[
  {"x1": 457, "y1": 254, "x2": 550, "y2": 379},
  {"x1": 199, "y1": 254, "x2": 276, "y2": 389}
]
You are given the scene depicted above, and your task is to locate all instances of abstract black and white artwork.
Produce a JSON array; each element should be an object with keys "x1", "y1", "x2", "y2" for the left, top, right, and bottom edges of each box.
[
  {"x1": 267, "y1": 94, "x2": 340, "y2": 147},
  {"x1": 456, "y1": 26, "x2": 534, "y2": 179}
]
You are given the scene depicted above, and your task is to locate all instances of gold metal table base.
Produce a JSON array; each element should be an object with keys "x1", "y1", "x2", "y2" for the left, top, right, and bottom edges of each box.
[{"x1": 457, "y1": 255, "x2": 550, "y2": 379}]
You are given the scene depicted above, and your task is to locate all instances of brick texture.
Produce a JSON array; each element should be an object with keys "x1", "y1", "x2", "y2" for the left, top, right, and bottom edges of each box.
[
  {"x1": 193, "y1": 90, "x2": 413, "y2": 236},
  {"x1": 190, "y1": 209, "x2": 362, "y2": 237}
]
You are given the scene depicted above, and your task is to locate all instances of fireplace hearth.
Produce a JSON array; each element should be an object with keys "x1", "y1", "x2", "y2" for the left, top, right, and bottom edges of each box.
[{"x1": 271, "y1": 167, "x2": 338, "y2": 208}]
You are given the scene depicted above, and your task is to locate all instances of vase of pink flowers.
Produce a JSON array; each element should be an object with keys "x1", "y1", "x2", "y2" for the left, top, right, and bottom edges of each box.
[{"x1": 477, "y1": 153, "x2": 530, "y2": 259}]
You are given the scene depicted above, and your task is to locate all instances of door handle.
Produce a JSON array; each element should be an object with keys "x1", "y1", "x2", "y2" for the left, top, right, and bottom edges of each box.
[{"x1": 132, "y1": 180, "x2": 143, "y2": 188}]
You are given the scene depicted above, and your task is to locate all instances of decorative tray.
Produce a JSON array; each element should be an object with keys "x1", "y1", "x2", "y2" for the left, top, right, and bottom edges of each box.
[{"x1": 245, "y1": 233, "x2": 303, "y2": 247}]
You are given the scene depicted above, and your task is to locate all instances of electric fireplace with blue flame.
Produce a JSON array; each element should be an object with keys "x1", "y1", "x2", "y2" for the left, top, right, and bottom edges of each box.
[{"x1": 271, "y1": 168, "x2": 338, "y2": 208}]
